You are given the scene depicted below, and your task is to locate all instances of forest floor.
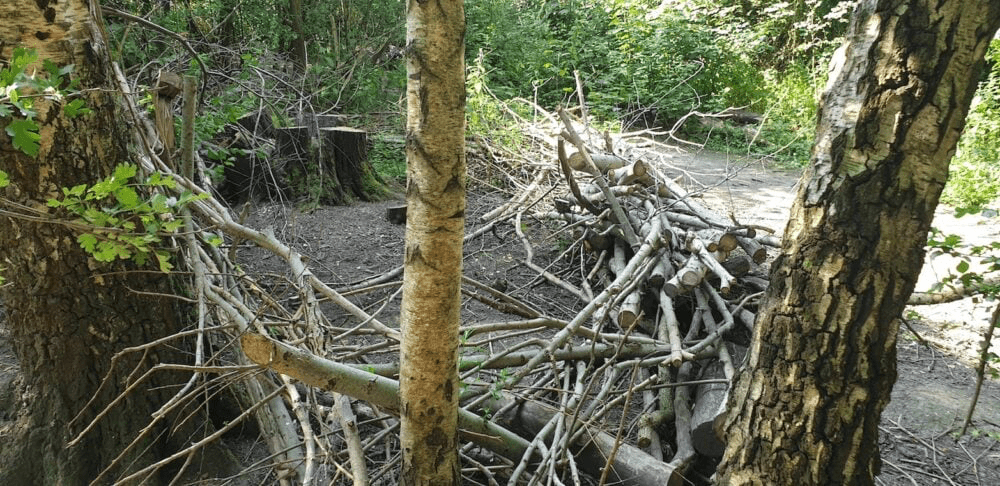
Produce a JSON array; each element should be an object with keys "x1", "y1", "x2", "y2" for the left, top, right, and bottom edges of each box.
[{"x1": 1, "y1": 145, "x2": 999, "y2": 485}]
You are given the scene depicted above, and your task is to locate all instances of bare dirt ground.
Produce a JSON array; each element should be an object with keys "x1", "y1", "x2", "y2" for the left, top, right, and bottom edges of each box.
[{"x1": 1, "y1": 147, "x2": 999, "y2": 484}]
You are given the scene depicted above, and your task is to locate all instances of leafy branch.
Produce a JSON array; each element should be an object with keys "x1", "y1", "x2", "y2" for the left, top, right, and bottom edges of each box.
[
  {"x1": 1, "y1": 47, "x2": 92, "y2": 157},
  {"x1": 44, "y1": 164, "x2": 218, "y2": 272}
]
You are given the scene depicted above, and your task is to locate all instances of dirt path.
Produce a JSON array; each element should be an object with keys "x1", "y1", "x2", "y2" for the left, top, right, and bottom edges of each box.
[{"x1": 661, "y1": 148, "x2": 1000, "y2": 486}]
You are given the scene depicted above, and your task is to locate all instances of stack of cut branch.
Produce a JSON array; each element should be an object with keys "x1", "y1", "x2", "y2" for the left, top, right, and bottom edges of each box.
[{"x1": 459, "y1": 106, "x2": 782, "y2": 484}]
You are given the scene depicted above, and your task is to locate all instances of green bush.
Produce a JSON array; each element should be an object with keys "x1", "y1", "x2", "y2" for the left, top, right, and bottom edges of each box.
[
  {"x1": 465, "y1": 1, "x2": 766, "y2": 126},
  {"x1": 943, "y1": 39, "x2": 1000, "y2": 209}
]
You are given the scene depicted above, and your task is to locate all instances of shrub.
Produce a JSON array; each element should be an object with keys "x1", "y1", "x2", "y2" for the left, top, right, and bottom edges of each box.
[{"x1": 943, "y1": 39, "x2": 1000, "y2": 209}]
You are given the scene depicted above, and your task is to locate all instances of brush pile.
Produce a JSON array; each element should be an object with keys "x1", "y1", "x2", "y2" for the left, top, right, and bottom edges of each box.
[{"x1": 438, "y1": 106, "x2": 784, "y2": 485}]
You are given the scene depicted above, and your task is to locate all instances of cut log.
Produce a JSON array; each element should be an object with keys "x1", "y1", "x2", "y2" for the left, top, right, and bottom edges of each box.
[
  {"x1": 608, "y1": 159, "x2": 649, "y2": 186},
  {"x1": 277, "y1": 126, "x2": 346, "y2": 204},
  {"x1": 153, "y1": 71, "x2": 182, "y2": 168},
  {"x1": 690, "y1": 359, "x2": 728, "y2": 458},
  {"x1": 647, "y1": 252, "x2": 675, "y2": 290},
  {"x1": 275, "y1": 126, "x2": 311, "y2": 160},
  {"x1": 566, "y1": 149, "x2": 628, "y2": 173},
  {"x1": 482, "y1": 394, "x2": 686, "y2": 486},
  {"x1": 721, "y1": 254, "x2": 753, "y2": 277},
  {"x1": 698, "y1": 229, "x2": 740, "y2": 253},
  {"x1": 386, "y1": 204, "x2": 407, "y2": 225},
  {"x1": 738, "y1": 235, "x2": 768, "y2": 264}
]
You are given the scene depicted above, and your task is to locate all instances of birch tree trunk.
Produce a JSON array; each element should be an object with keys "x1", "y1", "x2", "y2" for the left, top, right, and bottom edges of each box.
[
  {"x1": 398, "y1": 0, "x2": 466, "y2": 484},
  {"x1": 716, "y1": 1, "x2": 1000, "y2": 485}
]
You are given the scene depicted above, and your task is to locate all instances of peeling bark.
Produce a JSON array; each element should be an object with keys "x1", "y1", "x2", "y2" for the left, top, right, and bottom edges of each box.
[{"x1": 716, "y1": 1, "x2": 1000, "y2": 485}]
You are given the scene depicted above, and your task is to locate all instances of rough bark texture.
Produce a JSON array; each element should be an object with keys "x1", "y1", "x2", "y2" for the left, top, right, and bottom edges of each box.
[
  {"x1": 0, "y1": 2, "x2": 197, "y2": 484},
  {"x1": 716, "y1": 2, "x2": 1000, "y2": 485},
  {"x1": 398, "y1": 0, "x2": 466, "y2": 483}
]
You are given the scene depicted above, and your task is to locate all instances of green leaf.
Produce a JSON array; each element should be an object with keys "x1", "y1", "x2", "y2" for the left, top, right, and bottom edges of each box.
[
  {"x1": 77, "y1": 233, "x2": 97, "y2": 252},
  {"x1": 162, "y1": 219, "x2": 184, "y2": 233},
  {"x1": 0, "y1": 104, "x2": 11, "y2": 118},
  {"x1": 65, "y1": 184, "x2": 87, "y2": 197},
  {"x1": 149, "y1": 193, "x2": 170, "y2": 212},
  {"x1": 114, "y1": 186, "x2": 140, "y2": 209},
  {"x1": 204, "y1": 233, "x2": 224, "y2": 247},
  {"x1": 114, "y1": 163, "x2": 138, "y2": 181},
  {"x1": 6, "y1": 118, "x2": 41, "y2": 156},
  {"x1": 956, "y1": 260, "x2": 970, "y2": 273},
  {"x1": 94, "y1": 241, "x2": 126, "y2": 262},
  {"x1": 1, "y1": 48, "x2": 37, "y2": 86},
  {"x1": 146, "y1": 172, "x2": 176, "y2": 188},
  {"x1": 89, "y1": 178, "x2": 122, "y2": 199},
  {"x1": 63, "y1": 99, "x2": 92, "y2": 118},
  {"x1": 155, "y1": 250, "x2": 173, "y2": 273},
  {"x1": 0, "y1": 170, "x2": 7, "y2": 188}
]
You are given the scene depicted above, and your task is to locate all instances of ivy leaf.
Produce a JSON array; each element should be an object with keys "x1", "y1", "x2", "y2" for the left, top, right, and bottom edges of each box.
[{"x1": 6, "y1": 118, "x2": 41, "y2": 157}]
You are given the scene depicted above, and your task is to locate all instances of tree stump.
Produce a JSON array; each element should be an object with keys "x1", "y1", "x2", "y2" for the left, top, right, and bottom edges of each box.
[
  {"x1": 277, "y1": 126, "x2": 345, "y2": 205},
  {"x1": 235, "y1": 110, "x2": 274, "y2": 139},
  {"x1": 320, "y1": 127, "x2": 387, "y2": 201}
]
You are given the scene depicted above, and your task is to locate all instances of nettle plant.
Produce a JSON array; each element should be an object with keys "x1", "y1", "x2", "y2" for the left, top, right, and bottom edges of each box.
[{"x1": 1, "y1": 48, "x2": 219, "y2": 281}]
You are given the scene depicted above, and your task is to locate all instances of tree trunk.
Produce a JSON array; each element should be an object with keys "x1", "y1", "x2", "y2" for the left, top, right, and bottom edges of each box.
[
  {"x1": 288, "y1": 0, "x2": 307, "y2": 72},
  {"x1": 0, "y1": 2, "x2": 213, "y2": 484},
  {"x1": 716, "y1": 1, "x2": 1000, "y2": 485},
  {"x1": 398, "y1": 0, "x2": 466, "y2": 484}
]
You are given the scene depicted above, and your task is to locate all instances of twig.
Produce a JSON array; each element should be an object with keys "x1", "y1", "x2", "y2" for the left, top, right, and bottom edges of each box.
[{"x1": 961, "y1": 301, "x2": 1000, "y2": 435}]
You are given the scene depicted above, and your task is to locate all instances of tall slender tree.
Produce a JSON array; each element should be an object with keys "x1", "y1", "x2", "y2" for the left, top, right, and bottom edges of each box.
[
  {"x1": 716, "y1": 1, "x2": 1000, "y2": 484},
  {"x1": 397, "y1": 0, "x2": 467, "y2": 483}
]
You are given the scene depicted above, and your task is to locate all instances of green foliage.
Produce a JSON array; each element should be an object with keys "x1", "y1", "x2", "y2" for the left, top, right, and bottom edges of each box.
[
  {"x1": 6, "y1": 118, "x2": 41, "y2": 156},
  {"x1": 466, "y1": 53, "x2": 528, "y2": 148},
  {"x1": 465, "y1": 0, "x2": 552, "y2": 100},
  {"x1": 926, "y1": 227, "x2": 1000, "y2": 297},
  {"x1": 46, "y1": 164, "x2": 212, "y2": 272},
  {"x1": 943, "y1": 39, "x2": 1000, "y2": 209},
  {"x1": 603, "y1": 3, "x2": 765, "y2": 120},
  {"x1": 465, "y1": 1, "x2": 766, "y2": 128},
  {"x1": 370, "y1": 137, "x2": 406, "y2": 182},
  {"x1": 688, "y1": 0, "x2": 857, "y2": 68},
  {"x1": 2, "y1": 47, "x2": 91, "y2": 158},
  {"x1": 692, "y1": 65, "x2": 822, "y2": 166}
]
